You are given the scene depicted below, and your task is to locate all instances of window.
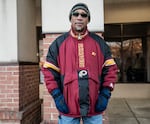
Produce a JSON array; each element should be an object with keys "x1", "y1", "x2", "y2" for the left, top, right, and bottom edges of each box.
[{"x1": 104, "y1": 23, "x2": 149, "y2": 83}]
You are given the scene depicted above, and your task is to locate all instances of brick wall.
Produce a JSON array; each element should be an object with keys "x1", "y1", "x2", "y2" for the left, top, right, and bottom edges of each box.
[
  {"x1": 0, "y1": 63, "x2": 42, "y2": 124},
  {"x1": 19, "y1": 64, "x2": 42, "y2": 124},
  {"x1": 19, "y1": 65, "x2": 39, "y2": 109},
  {"x1": 0, "y1": 65, "x2": 20, "y2": 123}
]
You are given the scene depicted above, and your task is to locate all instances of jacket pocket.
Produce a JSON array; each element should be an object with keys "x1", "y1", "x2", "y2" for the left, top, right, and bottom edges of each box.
[
  {"x1": 63, "y1": 72, "x2": 78, "y2": 85},
  {"x1": 88, "y1": 72, "x2": 100, "y2": 114},
  {"x1": 88, "y1": 72, "x2": 100, "y2": 85},
  {"x1": 63, "y1": 73, "x2": 80, "y2": 115}
]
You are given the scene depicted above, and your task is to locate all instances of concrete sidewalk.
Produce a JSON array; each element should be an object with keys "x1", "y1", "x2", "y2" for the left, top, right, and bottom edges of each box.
[{"x1": 103, "y1": 98, "x2": 150, "y2": 124}]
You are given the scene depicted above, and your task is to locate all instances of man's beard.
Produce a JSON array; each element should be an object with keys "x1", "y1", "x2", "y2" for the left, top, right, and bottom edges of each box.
[{"x1": 75, "y1": 26, "x2": 84, "y2": 33}]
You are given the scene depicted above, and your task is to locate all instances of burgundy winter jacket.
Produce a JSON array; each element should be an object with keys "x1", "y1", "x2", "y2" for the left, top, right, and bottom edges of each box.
[{"x1": 43, "y1": 30, "x2": 118, "y2": 117}]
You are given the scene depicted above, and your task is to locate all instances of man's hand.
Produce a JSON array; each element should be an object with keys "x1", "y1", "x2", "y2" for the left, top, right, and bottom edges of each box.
[
  {"x1": 95, "y1": 87, "x2": 111, "y2": 112},
  {"x1": 51, "y1": 88, "x2": 69, "y2": 114}
]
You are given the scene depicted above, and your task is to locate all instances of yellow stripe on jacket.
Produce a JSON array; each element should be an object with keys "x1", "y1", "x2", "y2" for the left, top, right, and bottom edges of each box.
[
  {"x1": 103, "y1": 59, "x2": 116, "y2": 67},
  {"x1": 43, "y1": 61, "x2": 60, "y2": 72}
]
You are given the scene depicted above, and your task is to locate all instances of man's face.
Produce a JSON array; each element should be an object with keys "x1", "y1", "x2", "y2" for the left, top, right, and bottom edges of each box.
[{"x1": 70, "y1": 9, "x2": 89, "y2": 33}]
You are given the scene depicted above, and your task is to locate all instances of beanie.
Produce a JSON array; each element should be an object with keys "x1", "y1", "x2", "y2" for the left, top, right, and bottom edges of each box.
[{"x1": 69, "y1": 3, "x2": 90, "y2": 22}]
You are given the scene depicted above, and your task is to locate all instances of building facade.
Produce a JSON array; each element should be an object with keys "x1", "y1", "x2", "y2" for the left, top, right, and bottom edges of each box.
[{"x1": 0, "y1": 0, "x2": 150, "y2": 123}]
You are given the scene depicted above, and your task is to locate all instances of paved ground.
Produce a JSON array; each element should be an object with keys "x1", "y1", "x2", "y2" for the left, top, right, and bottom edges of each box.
[
  {"x1": 39, "y1": 84, "x2": 150, "y2": 124},
  {"x1": 103, "y1": 98, "x2": 150, "y2": 124}
]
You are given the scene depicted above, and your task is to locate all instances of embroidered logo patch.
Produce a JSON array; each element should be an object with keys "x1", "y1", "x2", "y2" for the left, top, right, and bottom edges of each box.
[{"x1": 92, "y1": 52, "x2": 96, "y2": 56}]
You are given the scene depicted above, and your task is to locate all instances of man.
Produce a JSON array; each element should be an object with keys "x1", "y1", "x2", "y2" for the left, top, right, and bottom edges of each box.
[{"x1": 42, "y1": 3, "x2": 118, "y2": 124}]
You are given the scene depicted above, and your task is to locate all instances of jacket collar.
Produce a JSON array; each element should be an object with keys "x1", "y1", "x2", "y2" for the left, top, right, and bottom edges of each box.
[{"x1": 70, "y1": 27, "x2": 88, "y2": 40}]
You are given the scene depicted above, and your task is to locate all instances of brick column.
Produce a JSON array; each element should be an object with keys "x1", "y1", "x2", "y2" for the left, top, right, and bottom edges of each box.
[
  {"x1": 0, "y1": 63, "x2": 42, "y2": 124},
  {"x1": 41, "y1": 34, "x2": 61, "y2": 124}
]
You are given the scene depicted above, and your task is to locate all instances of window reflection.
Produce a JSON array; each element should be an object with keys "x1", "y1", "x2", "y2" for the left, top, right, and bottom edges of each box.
[{"x1": 107, "y1": 38, "x2": 145, "y2": 82}]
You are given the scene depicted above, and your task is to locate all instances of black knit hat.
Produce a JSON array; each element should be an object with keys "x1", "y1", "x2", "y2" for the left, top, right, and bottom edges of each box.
[{"x1": 69, "y1": 3, "x2": 90, "y2": 22}]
